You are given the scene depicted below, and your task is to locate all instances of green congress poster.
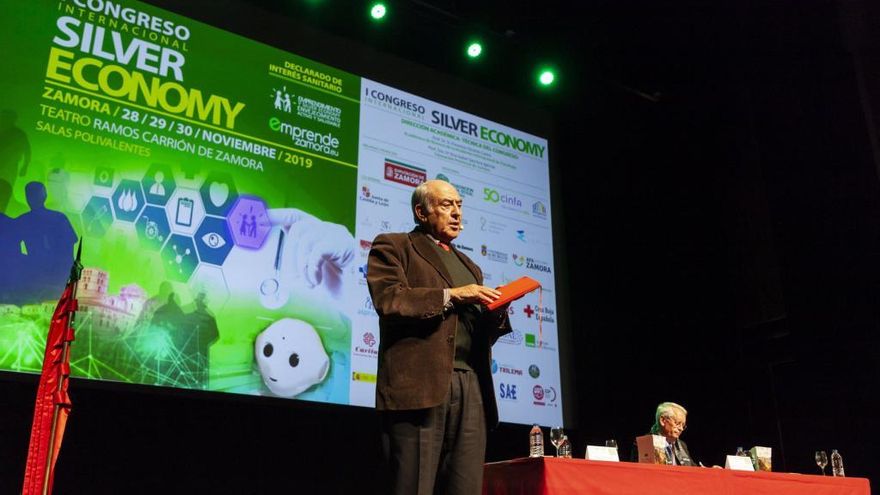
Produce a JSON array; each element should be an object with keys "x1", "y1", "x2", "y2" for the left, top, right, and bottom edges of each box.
[{"x1": 0, "y1": 0, "x2": 361, "y2": 405}]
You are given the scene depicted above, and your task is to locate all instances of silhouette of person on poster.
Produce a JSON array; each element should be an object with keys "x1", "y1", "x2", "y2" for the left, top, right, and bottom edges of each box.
[
  {"x1": 139, "y1": 281, "x2": 174, "y2": 326},
  {"x1": 0, "y1": 109, "x2": 31, "y2": 186},
  {"x1": 186, "y1": 292, "x2": 219, "y2": 387},
  {"x1": 16, "y1": 181, "x2": 78, "y2": 301},
  {"x1": 0, "y1": 179, "x2": 24, "y2": 301},
  {"x1": 152, "y1": 291, "x2": 185, "y2": 330},
  {"x1": 149, "y1": 289, "x2": 218, "y2": 388}
]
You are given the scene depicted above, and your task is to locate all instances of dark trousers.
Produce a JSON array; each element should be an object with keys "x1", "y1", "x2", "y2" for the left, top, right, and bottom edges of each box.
[{"x1": 381, "y1": 370, "x2": 487, "y2": 495}]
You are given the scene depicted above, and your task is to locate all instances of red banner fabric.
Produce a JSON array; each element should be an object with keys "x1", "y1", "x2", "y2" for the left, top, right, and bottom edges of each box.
[
  {"x1": 483, "y1": 457, "x2": 871, "y2": 495},
  {"x1": 22, "y1": 282, "x2": 76, "y2": 495}
]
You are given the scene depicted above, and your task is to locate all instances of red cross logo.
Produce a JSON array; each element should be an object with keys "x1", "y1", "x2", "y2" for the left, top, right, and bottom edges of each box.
[{"x1": 523, "y1": 305, "x2": 534, "y2": 318}]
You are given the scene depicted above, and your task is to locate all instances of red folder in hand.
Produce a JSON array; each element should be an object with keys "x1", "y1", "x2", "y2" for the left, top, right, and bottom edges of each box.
[{"x1": 485, "y1": 276, "x2": 541, "y2": 311}]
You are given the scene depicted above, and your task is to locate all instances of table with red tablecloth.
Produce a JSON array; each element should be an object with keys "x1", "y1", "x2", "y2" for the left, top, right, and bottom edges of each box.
[{"x1": 483, "y1": 457, "x2": 871, "y2": 495}]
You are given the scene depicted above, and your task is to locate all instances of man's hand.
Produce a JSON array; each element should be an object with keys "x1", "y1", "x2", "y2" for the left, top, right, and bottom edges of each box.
[{"x1": 449, "y1": 284, "x2": 502, "y2": 305}]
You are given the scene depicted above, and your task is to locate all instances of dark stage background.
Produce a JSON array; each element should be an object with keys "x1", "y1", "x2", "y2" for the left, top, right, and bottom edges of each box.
[{"x1": 3, "y1": 0, "x2": 880, "y2": 492}]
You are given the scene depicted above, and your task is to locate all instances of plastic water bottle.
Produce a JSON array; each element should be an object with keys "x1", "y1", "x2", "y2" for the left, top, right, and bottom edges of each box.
[
  {"x1": 831, "y1": 450, "x2": 845, "y2": 477},
  {"x1": 529, "y1": 424, "x2": 544, "y2": 458},
  {"x1": 558, "y1": 435, "x2": 572, "y2": 458}
]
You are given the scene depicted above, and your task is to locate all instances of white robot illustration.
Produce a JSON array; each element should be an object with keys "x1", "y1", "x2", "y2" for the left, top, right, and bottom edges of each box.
[{"x1": 255, "y1": 318, "x2": 330, "y2": 397}]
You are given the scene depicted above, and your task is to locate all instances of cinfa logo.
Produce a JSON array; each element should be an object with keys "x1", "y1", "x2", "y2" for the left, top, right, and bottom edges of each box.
[{"x1": 483, "y1": 187, "x2": 522, "y2": 209}]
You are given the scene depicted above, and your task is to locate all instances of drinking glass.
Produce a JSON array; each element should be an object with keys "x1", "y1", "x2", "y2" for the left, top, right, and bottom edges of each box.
[
  {"x1": 815, "y1": 450, "x2": 828, "y2": 476},
  {"x1": 549, "y1": 426, "x2": 564, "y2": 457},
  {"x1": 606, "y1": 439, "x2": 618, "y2": 449}
]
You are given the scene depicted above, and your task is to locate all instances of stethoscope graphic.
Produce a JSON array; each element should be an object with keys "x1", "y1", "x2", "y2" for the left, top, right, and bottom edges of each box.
[{"x1": 259, "y1": 229, "x2": 290, "y2": 309}]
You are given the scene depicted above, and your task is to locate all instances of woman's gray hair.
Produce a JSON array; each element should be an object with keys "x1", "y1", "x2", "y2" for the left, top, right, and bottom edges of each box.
[{"x1": 650, "y1": 402, "x2": 687, "y2": 434}]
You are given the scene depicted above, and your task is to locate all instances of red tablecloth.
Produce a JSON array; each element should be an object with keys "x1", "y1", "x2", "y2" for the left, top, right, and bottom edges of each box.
[{"x1": 483, "y1": 457, "x2": 871, "y2": 495}]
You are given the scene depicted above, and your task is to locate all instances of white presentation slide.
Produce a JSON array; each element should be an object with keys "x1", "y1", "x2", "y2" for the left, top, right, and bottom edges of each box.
[{"x1": 352, "y1": 79, "x2": 561, "y2": 426}]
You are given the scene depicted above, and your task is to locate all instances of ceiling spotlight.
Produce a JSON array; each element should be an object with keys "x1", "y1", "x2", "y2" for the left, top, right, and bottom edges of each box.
[
  {"x1": 538, "y1": 69, "x2": 556, "y2": 87},
  {"x1": 466, "y1": 42, "x2": 483, "y2": 59},
  {"x1": 370, "y1": 3, "x2": 387, "y2": 20}
]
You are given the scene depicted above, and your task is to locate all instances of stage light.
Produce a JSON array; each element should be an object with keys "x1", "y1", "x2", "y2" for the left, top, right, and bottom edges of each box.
[
  {"x1": 466, "y1": 42, "x2": 483, "y2": 59},
  {"x1": 538, "y1": 69, "x2": 556, "y2": 87},
  {"x1": 370, "y1": 3, "x2": 387, "y2": 20}
]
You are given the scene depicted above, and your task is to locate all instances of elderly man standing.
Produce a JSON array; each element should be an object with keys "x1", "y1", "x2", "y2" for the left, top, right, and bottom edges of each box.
[{"x1": 367, "y1": 179, "x2": 512, "y2": 495}]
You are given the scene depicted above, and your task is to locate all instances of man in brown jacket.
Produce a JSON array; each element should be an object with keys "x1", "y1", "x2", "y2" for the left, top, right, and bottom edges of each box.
[{"x1": 367, "y1": 179, "x2": 511, "y2": 495}]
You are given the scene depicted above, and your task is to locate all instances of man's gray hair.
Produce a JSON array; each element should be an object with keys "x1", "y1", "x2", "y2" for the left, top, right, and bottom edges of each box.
[
  {"x1": 411, "y1": 181, "x2": 433, "y2": 225},
  {"x1": 650, "y1": 402, "x2": 687, "y2": 434}
]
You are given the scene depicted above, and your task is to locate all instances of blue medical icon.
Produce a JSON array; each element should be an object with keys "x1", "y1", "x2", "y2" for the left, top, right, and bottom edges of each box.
[
  {"x1": 161, "y1": 234, "x2": 199, "y2": 282},
  {"x1": 135, "y1": 206, "x2": 171, "y2": 251},
  {"x1": 142, "y1": 163, "x2": 176, "y2": 206},
  {"x1": 194, "y1": 216, "x2": 233, "y2": 266},
  {"x1": 111, "y1": 179, "x2": 145, "y2": 222}
]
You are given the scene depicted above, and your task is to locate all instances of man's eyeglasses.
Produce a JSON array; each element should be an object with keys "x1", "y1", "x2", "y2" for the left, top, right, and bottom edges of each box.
[{"x1": 662, "y1": 417, "x2": 687, "y2": 431}]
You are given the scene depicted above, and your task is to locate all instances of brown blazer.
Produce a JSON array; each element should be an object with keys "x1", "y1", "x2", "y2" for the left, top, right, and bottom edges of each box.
[{"x1": 367, "y1": 229, "x2": 511, "y2": 426}]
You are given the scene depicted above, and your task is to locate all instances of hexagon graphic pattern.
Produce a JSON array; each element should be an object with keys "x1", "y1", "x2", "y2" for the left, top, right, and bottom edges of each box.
[
  {"x1": 200, "y1": 171, "x2": 238, "y2": 217},
  {"x1": 81, "y1": 196, "x2": 113, "y2": 238},
  {"x1": 227, "y1": 196, "x2": 271, "y2": 249},
  {"x1": 165, "y1": 187, "x2": 205, "y2": 237},
  {"x1": 142, "y1": 163, "x2": 176, "y2": 206},
  {"x1": 161, "y1": 234, "x2": 199, "y2": 282},
  {"x1": 111, "y1": 179, "x2": 145, "y2": 222},
  {"x1": 195, "y1": 216, "x2": 233, "y2": 265},
  {"x1": 135, "y1": 206, "x2": 171, "y2": 251}
]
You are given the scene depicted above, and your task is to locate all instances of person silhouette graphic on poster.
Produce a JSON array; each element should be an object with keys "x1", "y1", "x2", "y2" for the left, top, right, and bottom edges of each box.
[
  {"x1": 186, "y1": 292, "x2": 219, "y2": 388},
  {"x1": 138, "y1": 281, "x2": 174, "y2": 326},
  {"x1": 15, "y1": 182, "x2": 78, "y2": 302},
  {"x1": 0, "y1": 109, "x2": 31, "y2": 188},
  {"x1": 149, "y1": 290, "x2": 186, "y2": 385},
  {"x1": 0, "y1": 179, "x2": 24, "y2": 302},
  {"x1": 239, "y1": 212, "x2": 251, "y2": 236}
]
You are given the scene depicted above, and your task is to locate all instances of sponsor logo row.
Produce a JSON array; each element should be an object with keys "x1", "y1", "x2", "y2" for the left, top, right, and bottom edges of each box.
[
  {"x1": 359, "y1": 163, "x2": 548, "y2": 222},
  {"x1": 492, "y1": 360, "x2": 542, "y2": 379},
  {"x1": 357, "y1": 295, "x2": 555, "y2": 324},
  {"x1": 496, "y1": 329, "x2": 557, "y2": 351},
  {"x1": 497, "y1": 382, "x2": 559, "y2": 407}
]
